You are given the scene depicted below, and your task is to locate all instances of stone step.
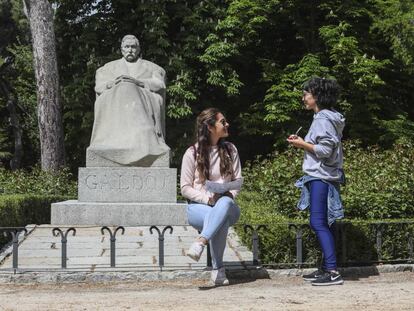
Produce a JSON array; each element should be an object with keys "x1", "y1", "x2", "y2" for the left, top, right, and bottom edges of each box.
[{"x1": 0, "y1": 225, "x2": 253, "y2": 272}]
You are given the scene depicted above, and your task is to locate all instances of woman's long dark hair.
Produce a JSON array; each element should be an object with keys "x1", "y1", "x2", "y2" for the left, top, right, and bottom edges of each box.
[{"x1": 194, "y1": 108, "x2": 233, "y2": 182}]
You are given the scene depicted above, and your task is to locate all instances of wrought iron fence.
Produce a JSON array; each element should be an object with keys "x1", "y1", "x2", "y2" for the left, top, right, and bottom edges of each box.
[
  {"x1": 233, "y1": 221, "x2": 414, "y2": 268},
  {"x1": 0, "y1": 227, "x2": 28, "y2": 269},
  {"x1": 0, "y1": 221, "x2": 413, "y2": 272}
]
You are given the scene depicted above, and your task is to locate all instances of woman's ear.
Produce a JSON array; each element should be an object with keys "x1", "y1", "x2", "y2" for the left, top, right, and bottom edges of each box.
[{"x1": 207, "y1": 124, "x2": 214, "y2": 133}]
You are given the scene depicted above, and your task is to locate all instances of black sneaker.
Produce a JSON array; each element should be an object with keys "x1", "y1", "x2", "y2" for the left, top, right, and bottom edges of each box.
[
  {"x1": 302, "y1": 269, "x2": 325, "y2": 281},
  {"x1": 311, "y1": 271, "x2": 344, "y2": 286}
]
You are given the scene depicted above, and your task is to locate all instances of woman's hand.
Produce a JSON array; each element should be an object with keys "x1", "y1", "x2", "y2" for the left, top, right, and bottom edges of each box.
[
  {"x1": 208, "y1": 191, "x2": 234, "y2": 206},
  {"x1": 222, "y1": 191, "x2": 233, "y2": 199},
  {"x1": 287, "y1": 135, "x2": 315, "y2": 153},
  {"x1": 287, "y1": 135, "x2": 305, "y2": 148},
  {"x1": 208, "y1": 193, "x2": 222, "y2": 206}
]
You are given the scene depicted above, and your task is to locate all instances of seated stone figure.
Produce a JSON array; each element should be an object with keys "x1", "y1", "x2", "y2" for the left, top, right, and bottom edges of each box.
[{"x1": 87, "y1": 34, "x2": 170, "y2": 166}]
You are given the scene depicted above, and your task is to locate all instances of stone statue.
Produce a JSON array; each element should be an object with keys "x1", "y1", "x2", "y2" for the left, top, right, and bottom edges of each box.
[{"x1": 87, "y1": 34, "x2": 170, "y2": 166}]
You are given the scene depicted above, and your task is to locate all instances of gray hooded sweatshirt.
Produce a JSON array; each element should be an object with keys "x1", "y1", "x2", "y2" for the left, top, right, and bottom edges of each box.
[{"x1": 303, "y1": 109, "x2": 345, "y2": 182}]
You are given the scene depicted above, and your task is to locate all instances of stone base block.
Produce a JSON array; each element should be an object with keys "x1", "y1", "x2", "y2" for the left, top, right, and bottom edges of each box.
[
  {"x1": 51, "y1": 200, "x2": 188, "y2": 226},
  {"x1": 78, "y1": 167, "x2": 177, "y2": 203},
  {"x1": 86, "y1": 149, "x2": 170, "y2": 167}
]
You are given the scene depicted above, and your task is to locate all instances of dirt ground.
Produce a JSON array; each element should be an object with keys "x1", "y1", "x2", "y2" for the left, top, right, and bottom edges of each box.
[{"x1": 0, "y1": 272, "x2": 413, "y2": 310}]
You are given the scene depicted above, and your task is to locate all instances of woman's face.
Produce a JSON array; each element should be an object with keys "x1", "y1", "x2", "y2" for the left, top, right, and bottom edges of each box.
[
  {"x1": 302, "y1": 90, "x2": 318, "y2": 111},
  {"x1": 209, "y1": 113, "x2": 229, "y2": 140}
]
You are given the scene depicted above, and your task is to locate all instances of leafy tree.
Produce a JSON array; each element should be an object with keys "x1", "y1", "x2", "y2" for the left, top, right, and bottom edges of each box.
[
  {"x1": 0, "y1": 0, "x2": 43, "y2": 169},
  {"x1": 200, "y1": 0, "x2": 413, "y2": 149},
  {"x1": 1, "y1": 0, "x2": 413, "y2": 171}
]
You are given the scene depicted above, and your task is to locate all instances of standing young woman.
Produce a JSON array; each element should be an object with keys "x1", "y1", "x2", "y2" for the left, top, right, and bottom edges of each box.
[
  {"x1": 180, "y1": 108, "x2": 242, "y2": 286},
  {"x1": 287, "y1": 77, "x2": 345, "y2": 286}
]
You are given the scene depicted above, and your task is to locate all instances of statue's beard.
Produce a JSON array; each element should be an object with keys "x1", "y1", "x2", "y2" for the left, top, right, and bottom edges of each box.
[{"x1": 125, "y1": 54, "x2": 138, "y2": 62}]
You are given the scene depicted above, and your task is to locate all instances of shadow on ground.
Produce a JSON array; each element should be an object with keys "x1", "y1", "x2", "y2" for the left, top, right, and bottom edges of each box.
[{"x1": 198, "y1": 265, "x2": 270, "y2": 290}]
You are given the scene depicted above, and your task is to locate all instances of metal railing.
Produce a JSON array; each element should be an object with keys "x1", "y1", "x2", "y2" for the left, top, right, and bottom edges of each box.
[
  {"x1": 234, "y1": 221, "x2": 414, "y2": 268},
  {"x1": 0, "y1": 221, "x2": 413, "y2": 272}
]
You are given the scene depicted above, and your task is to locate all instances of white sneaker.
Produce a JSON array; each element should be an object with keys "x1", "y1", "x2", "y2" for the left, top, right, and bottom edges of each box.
[
  {"x1": 187, "y1": 241, "x2": 205, "y2": 262},
  {"x1": 211, "y1": 267, "x2": 229, "y2": 286}
]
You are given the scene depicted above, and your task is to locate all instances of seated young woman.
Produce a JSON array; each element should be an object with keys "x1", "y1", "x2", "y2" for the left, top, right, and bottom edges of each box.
[{"x1": 180, "y1": 107, "x2": 242, "y2": 286}]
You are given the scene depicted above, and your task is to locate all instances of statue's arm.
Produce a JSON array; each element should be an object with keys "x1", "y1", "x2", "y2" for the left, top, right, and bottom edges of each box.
[
  {"x1": 94, "y1": 66, "x2": 115, "y2": 95},
  {"x1": 140, "y1": 68, "x2": 166, "y2": 92}
]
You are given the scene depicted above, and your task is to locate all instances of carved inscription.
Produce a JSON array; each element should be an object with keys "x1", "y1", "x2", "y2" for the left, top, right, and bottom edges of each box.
[{"x1": 84, "y1": 172, "x2": 171, "y2": 192}]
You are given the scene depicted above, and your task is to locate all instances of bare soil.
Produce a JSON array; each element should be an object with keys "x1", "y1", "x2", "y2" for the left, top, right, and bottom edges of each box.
[{"x1": 0, "y1": 272, "x2": 413, "y2": 310}]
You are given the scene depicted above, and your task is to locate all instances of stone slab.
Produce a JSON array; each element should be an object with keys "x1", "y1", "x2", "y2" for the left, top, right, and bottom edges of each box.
[
  {"x1": 51, "y1": 201, "x2": 188, "y2": 226},
  {"x1": 2, "y1": 264, "x2": 412, "y2": 284},
  {"x1": 86, "y1": 149, "x2": 170, "y2": 167},
  {"x1": 78, "y1": 167, "x2": 177, "y2": 203}
]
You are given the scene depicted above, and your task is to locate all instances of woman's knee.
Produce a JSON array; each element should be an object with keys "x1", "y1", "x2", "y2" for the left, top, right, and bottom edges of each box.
[
  {"x1": 187, "y1": 204, "x2": 208, "y2": 230},
  {"x1": 216, "y1": 196, "x2": 239, "y2": 224},
  {"x1": 217, "y1": 195, "x2": 234, "y2": 205},
  {"x1": 310, "y1": 217, "x2": 327, "y2": 232},
  {"x1": 217, "y1": 196, "x2": 238, "y2": 212}
]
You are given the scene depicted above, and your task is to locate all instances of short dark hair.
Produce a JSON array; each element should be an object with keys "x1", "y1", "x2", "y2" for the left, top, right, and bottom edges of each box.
[{"x1": 303, "y1": 77, "x2": 340, "y2": 110}]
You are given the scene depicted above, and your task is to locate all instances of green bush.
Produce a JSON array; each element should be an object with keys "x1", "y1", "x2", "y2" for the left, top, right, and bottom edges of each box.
[
  {"x1": 0, "y1": 167, "x2": 77, "y2": 197},
  {"x1": 342, "y1": 143, "x2": 414, "y2": 219},
  {"x1": 0, "y1": 194, "x2": 70, "y2": 227},
  {"x1": 0, "y1": 167, "x2": 76, "y2": 248},
  {"x1": 0, "y1": 194, "x2": 71, "y2": 248},
  {"x1": 240, "y1": 148, "x2": 303, "y2": 220},
  {"x1": 240, "y1": 141, "x2": 414, "y2": 220},
  {"x1": 237, "y1": 141, "x2": 414, "y2": 265}
]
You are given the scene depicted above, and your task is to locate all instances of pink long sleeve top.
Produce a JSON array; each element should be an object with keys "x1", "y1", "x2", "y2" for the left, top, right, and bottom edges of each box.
[{"x1": 180, "y1": 142, "x2": 242, "y2": 204}]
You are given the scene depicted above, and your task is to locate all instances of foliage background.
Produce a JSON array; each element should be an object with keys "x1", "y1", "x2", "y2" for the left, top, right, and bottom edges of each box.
[
  {"x1": 236, "y1": 141, "x2": 414, "y2": 265},
  {"x1": 239, "y1": 141, "x2": 414, "y2": 222},
  {"x1": 0, "y1": 0, "x2": 413, "y2": 170},
  {"x1": 0, "y1": 0, "x2": 413, "y2": 263}
]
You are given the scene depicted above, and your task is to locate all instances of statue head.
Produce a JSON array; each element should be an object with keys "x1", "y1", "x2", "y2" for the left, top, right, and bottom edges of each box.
[{"x1": 121, "y1": 35, "x2": 141, "y2": 62}]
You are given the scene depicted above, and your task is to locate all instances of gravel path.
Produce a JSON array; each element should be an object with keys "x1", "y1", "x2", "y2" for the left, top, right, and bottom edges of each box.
[{"x1": 0, "y1": 272, "x2": 413, "y2": 310}]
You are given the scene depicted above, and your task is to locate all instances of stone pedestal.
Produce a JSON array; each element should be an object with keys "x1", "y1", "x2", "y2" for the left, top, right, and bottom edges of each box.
[
  {"x1": 78, "y1": 167, "x2": 177, "y2": 202},
  {"x1": 51, "y1": 201, "x2": 188, "y2": 226},
  {"x1": 51, "y1": 163, "x2": 187, "y2": 225}
]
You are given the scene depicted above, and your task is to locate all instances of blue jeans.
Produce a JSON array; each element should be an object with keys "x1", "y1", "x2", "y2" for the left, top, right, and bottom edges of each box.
[
  {"x1": 309, "y1": 180, "x2": 337, "y2": 270},
  {"x1": 187, "y1": 196, "x2": 240, "y2": 269}
]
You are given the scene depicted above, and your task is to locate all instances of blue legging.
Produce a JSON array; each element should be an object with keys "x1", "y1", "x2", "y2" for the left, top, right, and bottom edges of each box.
[
  {"x1": 309, "y1": 180, "x2": 337, "y2": 270},
  {"x1": 187, "y1": 196, "x2": 240, "y2": 269}
]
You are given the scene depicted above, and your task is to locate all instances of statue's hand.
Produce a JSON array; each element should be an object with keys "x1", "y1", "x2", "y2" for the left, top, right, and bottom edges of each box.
[
  {"x1": 115, "y1": 75, "x2": 132, "y2": 82},
  {"x1": 115, "y1": 75, "x2": 144, "y2": 87},
  {"x1": 105, "y1": 76, "x2": 130, "y2": 90},
  {"x1": 113, "y1": 76, "x2": 147, "y2": 89},
  {"x1": 106, "y1": 81, "x2": 115, "y2": 89},
  {"x1": 134, "y1": 79, "x2": 146, "y2": 88}
]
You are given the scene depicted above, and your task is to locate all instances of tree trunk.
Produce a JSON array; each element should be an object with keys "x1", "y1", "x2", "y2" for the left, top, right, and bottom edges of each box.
[{"x1": 24, "y1": 0, "x2": 65, "y2": 171}]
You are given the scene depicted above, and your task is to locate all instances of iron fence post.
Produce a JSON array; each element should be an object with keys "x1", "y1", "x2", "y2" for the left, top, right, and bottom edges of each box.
[
  {"x1": 52, "y1": 227, "x2": 76, "y2": 268},
  {"x1": 2, "y1": 228, "x2": 27, "y2": 271},
  {"x1": 243, "y1": 225, "x2": 267, "y2": 266},
  {"x1": 150, "y1": 226, "x2": 173, "y2": 271},
  {"x1": 101, "y1": 226, "x2": 125, "y2": 267},
  {"x1": 288, "y1": 224, "x2": 308, "y2": 267},
  {"x1": 206, "y1": 243, "x2": 212, "y2": 268},
  {"x1": 374, "y1": 224, "x2": 384, "y2": 262}
]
